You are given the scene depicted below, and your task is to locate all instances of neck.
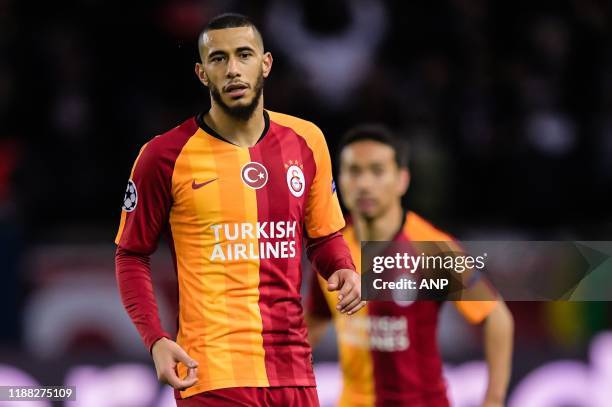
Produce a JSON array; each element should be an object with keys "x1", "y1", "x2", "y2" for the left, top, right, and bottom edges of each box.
[
  {"x1": 206, "y1": 96, "x2": 265, "y2": 147},
  {"x1": 352, "y1": 204, "x2": 404, "y2": 241}
]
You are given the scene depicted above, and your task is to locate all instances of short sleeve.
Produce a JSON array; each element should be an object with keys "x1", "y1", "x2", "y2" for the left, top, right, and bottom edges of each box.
[
  {"x1": 454, "y1": 301, "x2": 499, "y2": 324},
  {"x1": 304, "y1": 125, "x2": 345, "y2": 238},
  {"x1": 115, "y1": 140, "x2": 173, "y2": 255},
  {"x1": 404, "y1": 213, "x2": 500, "y2": 325}
]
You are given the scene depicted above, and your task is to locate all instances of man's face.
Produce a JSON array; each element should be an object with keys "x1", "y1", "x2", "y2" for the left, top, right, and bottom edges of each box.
[
  {"x1": 196, "y1": 26, "x2": 272, "y2": 120},
  {"x1": 339, "y1": 140, "x2": 409, "y2": 221}
]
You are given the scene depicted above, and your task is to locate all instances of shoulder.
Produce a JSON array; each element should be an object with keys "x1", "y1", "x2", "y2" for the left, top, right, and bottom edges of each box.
[
  {"x1": 144, "y1": 117, "x2": 199, "y2": 155},
  {"x1": 136, "y1": 117, "x2": 199, "y2": 165},
  {"x1": 404, "y1": 211, "x2": 455, "y2": 241},
  {"x1": 340, "y1": 221, "x2": 353, "y2": 239},
  {"x1": 267, "y1": 110, "x2": 325, "y2": 144}
]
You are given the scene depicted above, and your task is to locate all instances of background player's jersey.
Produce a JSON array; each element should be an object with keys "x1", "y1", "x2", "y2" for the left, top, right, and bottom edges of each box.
[
  {"x1": 308, "y1": 211, "x2": 498, "y2": 407},
  {"x1": 115, "y1": 110, "x2": 345, "y2": 398}
]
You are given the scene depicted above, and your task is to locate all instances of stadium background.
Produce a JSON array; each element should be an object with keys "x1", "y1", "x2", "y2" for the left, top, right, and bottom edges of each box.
[{"x1": 1, "y1": 0, "x2": 611, "y2": 405}]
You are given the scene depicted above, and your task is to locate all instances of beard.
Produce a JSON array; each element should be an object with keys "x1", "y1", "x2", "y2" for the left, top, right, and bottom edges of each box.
[{"x1": 209, "y1": 72, "x2": 264, "y2": 122}]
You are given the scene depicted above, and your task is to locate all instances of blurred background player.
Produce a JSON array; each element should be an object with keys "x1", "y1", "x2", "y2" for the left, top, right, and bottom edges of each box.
[
  {"x1": 115, "y1": 13, "x2": 364, "y2": 406},
  {"x1": 306, "y1": 124, "x2": 514, "y2": 407}
]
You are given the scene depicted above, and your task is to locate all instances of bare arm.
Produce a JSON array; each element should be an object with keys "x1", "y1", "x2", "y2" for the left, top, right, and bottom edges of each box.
[{"x1": 482, "y1": 301, "x2": 514, "y2": 407}]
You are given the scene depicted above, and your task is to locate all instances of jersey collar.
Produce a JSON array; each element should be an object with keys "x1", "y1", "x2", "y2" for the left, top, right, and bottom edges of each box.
[{"x1": 196, "y1": 110, "x2": 270, "y2": 147}]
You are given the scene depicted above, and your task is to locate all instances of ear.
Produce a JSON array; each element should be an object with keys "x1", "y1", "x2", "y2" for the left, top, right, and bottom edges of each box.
[
  {"x1": 398, "y1": 167, "x2": 410, "y2": 196},
  {"x1": 195, "y1": 62, "x2": 209, "y2": 87},
  {"x1": 262, "y1": 52, "x2": 273, "y2": 79}
]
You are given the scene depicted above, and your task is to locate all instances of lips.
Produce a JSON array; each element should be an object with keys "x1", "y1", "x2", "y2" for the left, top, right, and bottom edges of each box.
[
  {"x1": 225, "y1": 82, "x2": 248, "y2": 92},
  {"x1": 224, "y1": 82, "x2": 249, "y2": 98},
  {"x1": 356, "y1": 197, "x2": 377, "y2": 211}
]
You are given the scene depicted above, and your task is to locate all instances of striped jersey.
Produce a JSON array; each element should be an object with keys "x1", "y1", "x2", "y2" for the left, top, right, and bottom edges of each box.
[
  {"x1": 308, "y1": 211, "x2": 498, "y2": 407},
  {"x1": 115, "y1": 110, "x2": 345, "y2": 398}
]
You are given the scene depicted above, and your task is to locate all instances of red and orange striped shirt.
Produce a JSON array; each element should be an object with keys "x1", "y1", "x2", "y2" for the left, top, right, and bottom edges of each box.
[
  {"x1": 308, "y1": 212, "x2": 498, "y2": 407},
  {"x1": 115, "y1": 110, "x2": 352, "y2": 398}
]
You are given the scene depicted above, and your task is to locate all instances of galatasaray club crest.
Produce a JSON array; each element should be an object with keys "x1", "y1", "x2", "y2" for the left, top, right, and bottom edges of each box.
[
  {"x1": 285, "y1": 160, "x2": 305, "y2": 198},
  {"x1": 241, "y1": 162, "x2": 268, "y2": 189}
]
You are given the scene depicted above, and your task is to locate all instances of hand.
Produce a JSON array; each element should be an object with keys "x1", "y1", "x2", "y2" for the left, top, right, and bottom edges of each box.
[
  {"x1": 327, "y1": 268, "x2": 366, "y2": 315},
  {"x1": 151, "y1": 337, "x2": 199, "y2": 390}
]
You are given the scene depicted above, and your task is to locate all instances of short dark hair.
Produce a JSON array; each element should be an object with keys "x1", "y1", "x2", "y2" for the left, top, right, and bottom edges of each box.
[
  {"x1": 205, "y1": 12, "x2": 256, "y2": 31},
  {"x1": 338, "y1": 124, "x2": 409, "y2": 168},
  {"x1": 198, "y1": 13, "x2": 264, "y2": 56}
]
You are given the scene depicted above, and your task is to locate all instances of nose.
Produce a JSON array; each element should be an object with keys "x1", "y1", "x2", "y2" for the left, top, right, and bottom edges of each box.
[
  {"x1": 355, "y1": 172, "x2": 374, "y2": 191},
  {"x1": 226, "y1": 56, "x2": 240, "y2": 78}
]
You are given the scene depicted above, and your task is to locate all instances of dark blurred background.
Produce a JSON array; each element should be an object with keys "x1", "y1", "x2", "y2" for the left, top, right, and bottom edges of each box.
[{"x1": 1, "y1": 0, "x2": 612, "y2": 406}]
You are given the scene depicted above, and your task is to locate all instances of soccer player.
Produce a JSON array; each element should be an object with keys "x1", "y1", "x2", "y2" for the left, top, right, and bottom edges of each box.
[
  {"x1": 306, "y1": 125, "x2": 514, "y2": 407},
  {"x1": 114, "y1": 13, "x2": 365, "y2": 406}
]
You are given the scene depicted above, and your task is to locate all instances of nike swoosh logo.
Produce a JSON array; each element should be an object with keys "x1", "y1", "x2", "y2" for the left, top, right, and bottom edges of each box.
[{"x1": 192, "y1": 178, "x2": 218, "y2": 190}]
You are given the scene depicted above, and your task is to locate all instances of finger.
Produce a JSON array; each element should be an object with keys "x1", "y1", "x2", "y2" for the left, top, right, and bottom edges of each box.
[
  {"x1": 346, "y1": 301, "x2": 367, "y2": 315},
  {"x1": 177, "y1": 367, "x2": 199, "y2": 390},
  {"x1": 176, "y1": 376, "x2": 198, "y2": 391},
  {"x1": 336, "y1": 289, "x2": 357, "y2": 310},
  {"x1": 327, "y1": 272, "x2": 340, "y2": 292},
  {"x1": 338, "y1": 280, "x2": 353, "y2": 297},
  {"x1": 346, "y1": 300, "x2": 367, "y2": 315},
  {"x1": 341, "y1": 295, "x2": 362, "y2": 312},
  {"x1": 185, "y1": 366, "x2": 198, "y2": 381},
  {"x1": 168, "y1": 367, "x2": 199, "y2": 390},
  {"x1": 161, "y1": 367, "x2": 184, "y2": 389},
  {"x1": 340, "y1": 295, "x2": 362, "y2": 313},
  {"x1": 174, "y1": 347, "x2": 198, "y2": 369}
]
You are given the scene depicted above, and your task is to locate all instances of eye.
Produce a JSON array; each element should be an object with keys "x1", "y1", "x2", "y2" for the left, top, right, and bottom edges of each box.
[
  {"x1": 240, "y1": 51, "x2": 251, "y2": 59},
  {"x1": 210, "y1": 55, "x2": 225, "y2": 63},
  {"x1": 348, "y1": 167, "x2": 362, "y2": 177},
  {"x1": 371, "y1": 167, "x2": 384, "y2": 176}
]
